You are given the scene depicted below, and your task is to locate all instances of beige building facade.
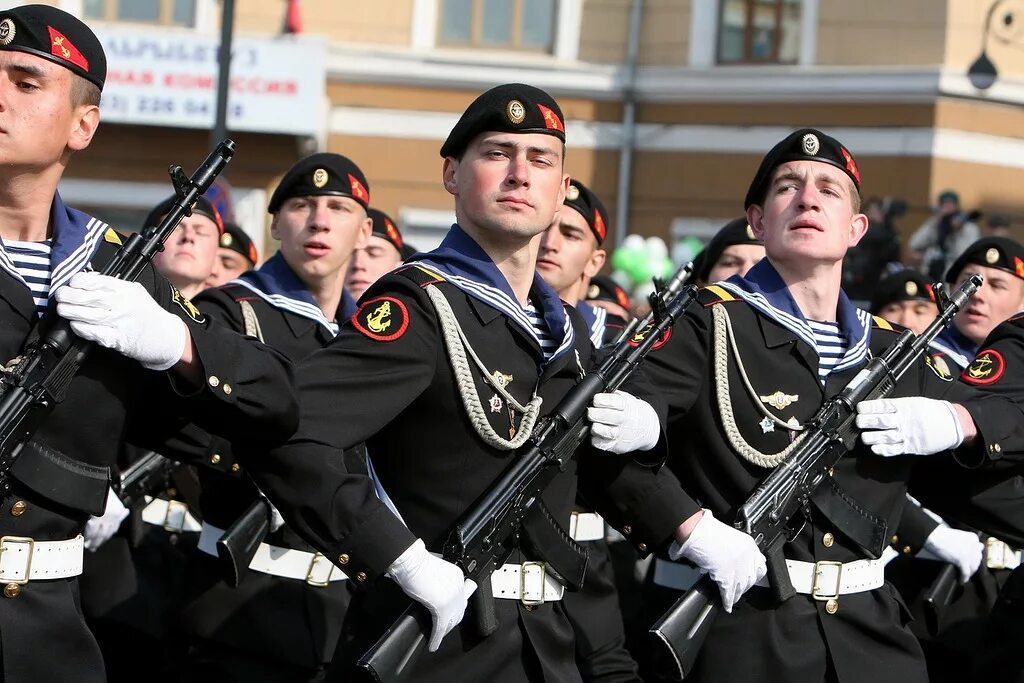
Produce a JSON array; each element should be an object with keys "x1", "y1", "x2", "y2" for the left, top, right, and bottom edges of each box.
[{"x1": 35, "y1": 0, "x2": 1024, "y2": 257}]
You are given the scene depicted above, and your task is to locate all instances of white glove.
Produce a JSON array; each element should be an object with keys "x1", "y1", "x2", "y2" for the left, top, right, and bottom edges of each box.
[
  {"x1": 55, "y1": 272, "x2": 188, "y2": 371},
  {"x1": 83, "y1": 488, "x2": 129, "y2": 551},
  {"x1": 267, "y1": 501, "x2": 285, "y2": 533},
  {"x1": 587, "y1": 390, "x2": 660, "y2": 454},
  {"x1": 856, "y1": 397, "x2": 964, "y2": 456},
  {"x1": 387, "y1": 539, "x2": 478, "y2": 652},
  {"x1": 920, "y1": 525, "x2": 984, "y2": 583},
  {"x1": 668, "y1": 510, "x2": 767, "y2": 612}
]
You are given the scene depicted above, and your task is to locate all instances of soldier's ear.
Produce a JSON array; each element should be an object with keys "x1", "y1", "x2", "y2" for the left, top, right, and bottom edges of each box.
[
  {"x1": 746, "y1": 206, "x2": 766, "y2": 240},
  {"x1": 442, "y1": 158, "x2": 458, "y2": 196}
]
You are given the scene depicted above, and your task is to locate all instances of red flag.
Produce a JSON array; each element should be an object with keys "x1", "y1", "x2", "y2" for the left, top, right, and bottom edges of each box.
[{"x1": 284, "y1": 0, "x2": 302, "y2": 34}]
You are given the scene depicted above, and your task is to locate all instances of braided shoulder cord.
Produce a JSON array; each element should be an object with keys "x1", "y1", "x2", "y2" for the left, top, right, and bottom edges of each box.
[
  {"x1": 711, "y1": 303, "x2": 806, "y2": 468},
  {"x1": 426, "y1": 285, "x2": 542, "y2": 451}
]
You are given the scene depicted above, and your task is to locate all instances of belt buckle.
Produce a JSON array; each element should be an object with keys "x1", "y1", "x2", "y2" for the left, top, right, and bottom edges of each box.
[
  {"x1": 305, "y1": 552, "x2": 332, "y2": 587},
  {"x1": 811, "y1": 560, "x2": 843, "y2": 601},
  {"x1": 985, "y1": 537, "x2": 1014, "y2": 570},
  {"x1": 520, "y1": 561, "x2": 546, "y2": 606},
  {"x1": 0, "y1": 536, "x2": 35, "y2": 584},
  {"x1": 162, "y1": 500, "x2": 188, "y2": 533}
]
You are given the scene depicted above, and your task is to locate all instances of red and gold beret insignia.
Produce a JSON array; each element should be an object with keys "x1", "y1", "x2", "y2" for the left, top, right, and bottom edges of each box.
[
  {"x1": 1015, "y1": 256, "x2": 1024, "y2": 278},
  {"x1": 840, "y1": 146, "x2": 860, "y2": 185},
  {"x1": 627, "y1": 323, "x2": 671, "y2": 351},
  {"x1": 48, "y1": 26, "x2": 88, "y2": 71},
  {"x1": 593, "y1": 210, "x2": 607, "y2": 241},
  {"x1": 348, "y1": 174, "x2": 370, "y2": 205},
  {"x1": 537, "y1": 103, "x2": 564, "y2": 133},
  {"x1": 614, "y1": 286, "x2": 631, "y2": 310},
  {"x1": 961, "y1": 348, "x2": 1005, "y2": 386},
  {"x1": 385, "y1": 219, "x2": 403, "y2": 248},
  {"x1": 247, "y1": 242, "x2": 259, "y2": 264},
  {"x1": 352, "y1": 296, "x2": 409, "y2": 342}
]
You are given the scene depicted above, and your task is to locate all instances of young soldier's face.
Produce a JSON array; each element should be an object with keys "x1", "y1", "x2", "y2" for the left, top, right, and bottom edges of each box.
[
  {"x1": 153, "y1": 215, "x2": 220, "y2": 292},
  {"x1": 748, "y1": 160, "x2": 867, "y2": 270},
  {"x1": 205, "y1": 248, "x2": 252, "y2": 288},
  {"x1": 877, "y1": 300, "x2": 939, "y2": 337},
  {"x1": 345, "y1": 235, "x2": 403, "y2": 301},
  {"x1": 0, "y1": 52, "x2": 98, "y2": 169},
  {"x1": 444, "y1": 132, "x2": 569, "y2": 242},
  {"x1": 952, "y1": 264, "x2": 1024, "y2": 345},
  {"x1": 705, "y1": 244, "x2": 766, "y2": 284},
  {"x1": 272, "y1": 195, "x2": 372, "y2": 289},
  {"x1": 536, "y1": 208, "x2": 605, "y2": 297}
]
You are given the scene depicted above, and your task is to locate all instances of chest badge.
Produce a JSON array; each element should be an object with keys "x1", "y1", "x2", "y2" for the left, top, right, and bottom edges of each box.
[
  {"x1": 491, "y1": 370, "x2": 513, "y2": 389},
  {"x1": 489, "y1": 394, "x2": 503, "y2": 413},
  {"x1": 759, "y1": 416, "x2": 775, "y2": 434},
  {"x1": 759, "y1": 391, "x2": 799, "y2": 411}
]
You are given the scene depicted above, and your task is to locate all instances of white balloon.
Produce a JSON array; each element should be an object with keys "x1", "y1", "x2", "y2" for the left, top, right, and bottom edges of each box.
[
  {"x1": 645, "y1": 236, "x2": 668, "y2": 258},
  {"x1": 621, "y1": 234, "x2": 645, "y2": 251}
]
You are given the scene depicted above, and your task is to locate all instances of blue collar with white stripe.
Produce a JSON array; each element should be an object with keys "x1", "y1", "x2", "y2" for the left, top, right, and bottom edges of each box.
[
  {"x1": 230, "y1": 251, "x2": 356, "y2": 336},
  {"x1": 0, "y1": 191, "x2": 108, "y2": 296},
  {"x1": 408, "y1": 224, "x2": 573, "y2": 364},
  {"x1": 576, "y1": 300, "x2": 608, "y2": 348},
  {"x1": 718, "y1": 259, "x2": 873, "y2": 373},
  {"x1": 931, "y1": 324, "x2": 977, "y2": 369}
]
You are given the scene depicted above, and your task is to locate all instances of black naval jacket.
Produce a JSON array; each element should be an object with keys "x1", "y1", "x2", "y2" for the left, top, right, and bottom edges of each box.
[
  {"x1": 640, "y1": 260, "x2": 1023, "y2": 683},
  {"x1": 181, "y1": 252, "x2": 359, "y2": 669},
  {"x1": 0, "y1": 203, "x2": 297, "y2": 683},
  {"x1": 243, "y1": 226, "x2": 690, "y2": 682}
]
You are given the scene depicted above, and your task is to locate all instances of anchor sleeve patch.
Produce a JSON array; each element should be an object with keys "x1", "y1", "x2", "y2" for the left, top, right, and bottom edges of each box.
[
  {"x1": 961, "y1": 348, "x2": 1005, "y2": 386},
  {"x1": 626, "y1": 323, "x2": 672, "y2": 351},
  {"x1": 352, "y1": 296, "x2": 409, "y2": 342},
  {"x1": 171, "y1": 284, "x2": 206, "y2": 323}
]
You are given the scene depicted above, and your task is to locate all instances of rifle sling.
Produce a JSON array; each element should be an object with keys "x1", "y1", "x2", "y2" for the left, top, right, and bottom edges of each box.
[
  {"x1": 520, "y1": 500, "x2": 589, "y2": 591},
  {"x1": 10, "y1": 439, "x2": 109, "y2": 515},
  {"x1": 809, "y1": 476, "x2": 887, "y2": 559}
]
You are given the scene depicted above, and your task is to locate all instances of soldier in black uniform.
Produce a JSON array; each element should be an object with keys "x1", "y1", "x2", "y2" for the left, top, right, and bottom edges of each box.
[
  {"x1": 586, "y1": 275, "x2": 633, "y2": 325},
  {"x1": 869, "y1": 269, "x2": 938, "y2": 336},
  {"x1": 636, "y1": 128, "x2": 1024, "y2": 683},
  {"x1": 0, "y1": 7, "x2": 297, "y2": 683},
  {"x1": 346, "y1": 207, "x2": 406, "y2": 301},
  {"x1": 537, "y1": 178, "x2": 640, "y2": 680},
  {"x1": 149, "y1": 194, "x2": 223, "y2": 298},
  {"x1": 179, "y1": 153, "x2": 372, "y2": 683},
  {"x1": 895, "y1": 237, "x2": 1024, "y2": 683},
  {"x1": 239, "y1": 83, "x2": 698, "y2": 682},
  {"x1": 687, "y1": 216, "x2": 764, "y2": 288},
  {"x1": 206, "y1": 220, "x2": 258, "y2": 288}
]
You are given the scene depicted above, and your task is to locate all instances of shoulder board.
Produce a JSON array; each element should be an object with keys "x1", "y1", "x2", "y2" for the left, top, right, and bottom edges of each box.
[
  {"x1": 699, "y1": 285, "x2": 736, "y2": 307},
  {"x1": 103, "y1": 227, "x2": 124, "y2": 246},
  {"x1": 394, "y1": 264, "x2": 446, "y2": 289},
  {"x1": 871, "y1": 315, "x2": 894, "y2": 331}
]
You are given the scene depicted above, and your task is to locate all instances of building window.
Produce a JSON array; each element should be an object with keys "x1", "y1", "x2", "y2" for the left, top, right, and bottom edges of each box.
[
  {"x1": 717, "y1": 0, "x2": 801, "y2": 64},
  {"x1": 439, "y1": 0, "x2": 556, "y2": 52},
  {"x1": 83, "y1": 0, "x2": 196, "y2": 26}
]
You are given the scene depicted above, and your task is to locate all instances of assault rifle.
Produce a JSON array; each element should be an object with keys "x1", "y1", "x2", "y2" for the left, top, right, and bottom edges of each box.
[
  {"x1": 357, "y1": 265, "x2": 698, "y2": 683},
  {"x1": 0, "y1": 140, "x2": 236, "y2": 497},
  {"x1": 648, "y1": 275, "x2": 982, "y2": 680},
  {"x1": 117, "y1": 450, "x2": 178, "y2": 509}
]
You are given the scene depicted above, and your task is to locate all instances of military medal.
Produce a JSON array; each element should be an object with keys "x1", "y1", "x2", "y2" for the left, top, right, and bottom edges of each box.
[
  {"x1": 759, "y1": 416, "x2": 775, "y2": 434},
  {"x1": 489, "y1": 394, "x2": 503, "y2": 413}
]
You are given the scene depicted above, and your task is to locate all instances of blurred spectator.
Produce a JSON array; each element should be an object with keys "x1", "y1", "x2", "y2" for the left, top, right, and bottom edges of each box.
[
  {"x1": 205, "y1": 221, "x2": 258, "y2": 287},
  {"x1": 842, "y1": 196, "x2": 903, "y2": 302},
  {"x1": 983, "y1": 213, "x2": 1012, "y2": 238},
  {"x1": 908, "y1": 189, "x2": 980, "y2": 281}
]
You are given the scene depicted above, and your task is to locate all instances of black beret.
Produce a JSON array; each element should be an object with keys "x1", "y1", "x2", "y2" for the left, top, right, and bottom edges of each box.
[
  {"x1": 869, "y1": 270, "x2": 936, "y2": 315},
  {"x1": 268, "y1": 153, "x2": 370, "y2": 213},
  {"x1": 945, "y1": 236, "x2": 1024, "y2": 283},
  {"x1": 0, "y1": 5, "x2": 106, "y2": 90},
  {"x1": 563, "y1": 179, "x2": 610, "y2": 245},
  {"x1": 586, "y1": 275, "x2": 632, "y2": 311},
  {"x1": 143, "y1": 195, "x2": 223, "y2": 234},
  {"x1": 744, "y1": 128, "x2": 862, "y2": 209},
  {"x1": 694, "y1": 217, "x2": 762, "y2": 284},
  {"x1": 440, "y1": 83, "x2": 566, "y2": 159},
  {"x1": 368, "y1": 207, "x2": 403, "y2": 253},
  {"x1": 399, "y1": 242, "x2": 418, "y2": 262},
  {"x1": 219, "y1": 221, "x2": 258, "y2": 265}
]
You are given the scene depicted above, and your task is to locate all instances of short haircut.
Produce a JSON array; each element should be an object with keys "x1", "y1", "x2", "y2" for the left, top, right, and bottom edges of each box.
[{"x1": 70, "y1": 74, "x2": 100, "y2": 108}]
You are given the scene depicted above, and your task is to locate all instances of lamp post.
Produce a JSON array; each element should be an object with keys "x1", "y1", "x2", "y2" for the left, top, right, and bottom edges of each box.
[
  {"x1": 211, "y1": 0, "x2": 236, "y2": 150},
  {"x1": 967, "y1": 0, "x2": 1024, "y2": 90}
]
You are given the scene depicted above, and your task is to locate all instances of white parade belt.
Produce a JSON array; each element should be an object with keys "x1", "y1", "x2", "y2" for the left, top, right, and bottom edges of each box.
[
  {"x1": 198, "y1": 523, "x2": 346, "y2": 586},
  {"x1": 141, "y1": 497, "x2": 202, "y2": 533},
  {"x1": 490, "y1": 561, "x2": 565, "y2": 604},
  {"x1": 985, "y1": 537, "x2": 1022, "y2": 570},
  {"x1": 653, "y1": 556, "x2": 886, "y2": 598},
  {"x1": 0, "y1": 534, "x2": 84, "y2": 583},
  {"x1": 569, "y1": 511, "x2": 605, "y2": 543}
]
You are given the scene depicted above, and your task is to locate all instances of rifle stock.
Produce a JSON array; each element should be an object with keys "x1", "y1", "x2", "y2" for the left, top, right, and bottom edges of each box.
[
  {"x1": 357, "y1": 265, "x2": 699, "y2": 682},
  {"x1": 647, "y1": 275, "x2": 983, "y2": 679}
]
